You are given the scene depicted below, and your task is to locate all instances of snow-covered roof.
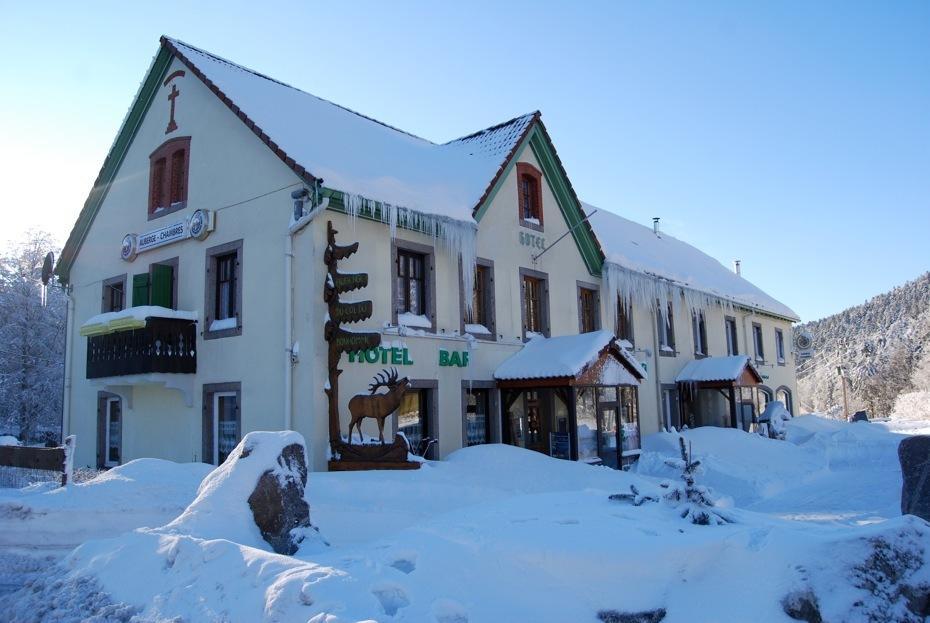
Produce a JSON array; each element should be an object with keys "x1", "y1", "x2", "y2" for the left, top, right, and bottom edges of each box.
[
  {"x1": 494, "y1": 330, "x2": 644, "y2": 382},
  {"x1": 675, "y1": 355, "x2": 760, "y2": 384},
  {"x1": 166, "y1": 38, "x2": 536, "y2": 223},
  {"x1": 587, "y1": 206, "x2": 799, "y2": 321}
]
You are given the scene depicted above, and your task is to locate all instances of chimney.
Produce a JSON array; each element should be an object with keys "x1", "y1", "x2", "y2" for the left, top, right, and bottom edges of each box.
[
  {"x1": 653, "y1": 217, "x2": 660, "y2": 235},
  {"x1": 733, "y1": 260, "x2": 741, "y2": 276}
]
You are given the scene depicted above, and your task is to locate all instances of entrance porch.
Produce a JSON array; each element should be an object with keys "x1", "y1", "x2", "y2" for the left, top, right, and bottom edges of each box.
[
  {"x1": 494, "y1": 331, "x2": 646, "y2": 469},
  {"x1": 675, "y1": 355, "x2": 765, "y2": 431}
]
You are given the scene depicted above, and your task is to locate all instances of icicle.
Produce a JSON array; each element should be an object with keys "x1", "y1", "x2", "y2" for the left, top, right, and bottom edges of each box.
[
  {"x1": 602, "y1": 262, "x2": 735, "y2": 331},
  {"x1": 339, "y1": 191, "x2": 478, "y2": 315}
]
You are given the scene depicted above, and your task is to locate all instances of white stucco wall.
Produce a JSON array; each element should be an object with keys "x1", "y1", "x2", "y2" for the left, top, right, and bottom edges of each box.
[{"x1": 66, "y1": 57, "x2": 303, "y2": 467}]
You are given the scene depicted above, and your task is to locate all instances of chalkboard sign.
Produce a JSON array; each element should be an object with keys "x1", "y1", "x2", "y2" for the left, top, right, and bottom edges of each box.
[{"x1": 549, "y1": 432, "x2": 570, "y2": 460}]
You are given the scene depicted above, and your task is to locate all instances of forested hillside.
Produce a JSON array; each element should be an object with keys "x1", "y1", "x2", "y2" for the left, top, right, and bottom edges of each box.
[{"x1": 796, "y1": 272, "x2": 930, "y2": 418}]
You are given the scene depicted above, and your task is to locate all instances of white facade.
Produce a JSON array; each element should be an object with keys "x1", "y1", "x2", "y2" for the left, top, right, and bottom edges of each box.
[{"x1": 59, "y1": 39, "x2": 799, "y2": 471}]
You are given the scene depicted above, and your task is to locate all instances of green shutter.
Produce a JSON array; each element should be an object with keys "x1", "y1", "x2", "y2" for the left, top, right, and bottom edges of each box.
[
  {"x1": 132, "y1": 273, "x2": 150, "y2": 307},
  {"x1": 150, "y1": 264, "x2": 174, "y2": 308}
]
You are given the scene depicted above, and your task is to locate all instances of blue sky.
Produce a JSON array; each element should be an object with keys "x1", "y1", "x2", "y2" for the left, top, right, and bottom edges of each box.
[{"x1": 1, "y1": 1, "x2": 927, "y2": 322}]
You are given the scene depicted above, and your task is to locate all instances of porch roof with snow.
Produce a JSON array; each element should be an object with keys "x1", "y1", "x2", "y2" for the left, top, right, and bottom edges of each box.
[
  {"x1": 587, "y1": 206, "x2": 800, "y2": 322},
  {"x1": 674, "y1": 355, "x2": 762, "y2": 387},
  {"x1": 494, "y1": 330, "x2": 645, "y2": 388}
]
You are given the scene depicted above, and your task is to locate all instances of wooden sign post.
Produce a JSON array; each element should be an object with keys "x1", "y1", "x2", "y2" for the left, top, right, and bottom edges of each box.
[{"x1": 323, "y1": 221, "x2": 418, "y2": 470}]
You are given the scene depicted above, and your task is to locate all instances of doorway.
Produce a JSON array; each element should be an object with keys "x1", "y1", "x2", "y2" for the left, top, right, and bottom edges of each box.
[
  {"x1": 213, "y1": 391, "x2": 238, "y2": 465},
  {"x1": 104, "y1": 397, "x2": 122, "y2": 467}
]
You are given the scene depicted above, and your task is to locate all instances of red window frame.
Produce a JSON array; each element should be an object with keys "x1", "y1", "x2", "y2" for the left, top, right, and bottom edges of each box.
[
  {"x1": 516, "y1": 162, "x2": 543, "y2": 231},
  {"x1": 148, "y1": 137, "x2": 191, "y2": 219}
]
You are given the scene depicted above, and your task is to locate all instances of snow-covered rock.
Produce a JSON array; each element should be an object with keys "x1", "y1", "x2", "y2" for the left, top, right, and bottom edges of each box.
[{"x1": 165, "y1": 431, "x2": 323, "y2": 554}]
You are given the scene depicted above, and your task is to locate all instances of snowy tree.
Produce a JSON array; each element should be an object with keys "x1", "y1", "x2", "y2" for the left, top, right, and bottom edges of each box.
[
  {"x1": 610, "y1": 436, "x2": 732, "y2": 526},
  {"x1": 0, "y1": 231, "x2": 66, "y2": 443}
]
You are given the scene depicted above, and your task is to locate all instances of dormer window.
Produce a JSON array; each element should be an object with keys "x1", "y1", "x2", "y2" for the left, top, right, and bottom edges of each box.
[
  {"x1": 516, "y1": 162, "x2": 543, "y2": 231},
  {"x1": 148, "y1": 137, "x2": 190, "y2": 219}
]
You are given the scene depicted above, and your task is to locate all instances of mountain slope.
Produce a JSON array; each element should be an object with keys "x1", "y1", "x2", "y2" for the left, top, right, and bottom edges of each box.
[{"x1": 795, "y1": 272, "x2": 930, "y2": 417}]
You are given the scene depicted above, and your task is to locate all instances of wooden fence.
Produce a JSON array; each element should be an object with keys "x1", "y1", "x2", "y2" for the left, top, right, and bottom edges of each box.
[{"x1": 0, "y1": 436, "x2": 75, "y2": 487}]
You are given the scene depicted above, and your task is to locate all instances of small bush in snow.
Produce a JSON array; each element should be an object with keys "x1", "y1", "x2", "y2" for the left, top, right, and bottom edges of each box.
[{"x1": 610, "y1": 436, "x2": 732, "y2": 526}]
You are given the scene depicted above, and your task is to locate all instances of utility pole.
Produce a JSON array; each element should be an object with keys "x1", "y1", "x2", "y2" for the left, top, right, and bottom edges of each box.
[{"x1": 836, "y1": 366, "x2": 849, "y2": 420}]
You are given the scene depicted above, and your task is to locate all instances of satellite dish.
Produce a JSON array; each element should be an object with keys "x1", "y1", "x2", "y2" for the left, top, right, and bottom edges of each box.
[{"x1": 41, "y1": 252, "x2": 54, "y2": 286}]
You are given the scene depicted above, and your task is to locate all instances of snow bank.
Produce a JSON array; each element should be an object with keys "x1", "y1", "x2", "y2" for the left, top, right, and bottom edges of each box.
[
  {"x1": 7, "y1": 442, "x2": 930, "y2": 622},
  {"x1": 636, "y1": 419, "x2": 909, "y2": 524},
  {"x1": 164, "y1": 431, "x2": 309, "y2": 552},
  {"x1": 0, "y1": 458, "x2": 212, "y2": 549},
  {"x1": 0, "y1": 436, "x2": 21, "y2": 447}
]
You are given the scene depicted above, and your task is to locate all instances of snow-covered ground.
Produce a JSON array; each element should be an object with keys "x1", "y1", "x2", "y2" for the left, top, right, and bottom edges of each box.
[{"x1": 0, "y1": 417, "x2": 927, "y2": 622}]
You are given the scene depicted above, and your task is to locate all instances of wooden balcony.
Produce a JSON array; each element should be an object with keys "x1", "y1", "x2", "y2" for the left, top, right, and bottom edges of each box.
[{"x1": 86, "y1": 317, "x2": 197, "y2": 379}]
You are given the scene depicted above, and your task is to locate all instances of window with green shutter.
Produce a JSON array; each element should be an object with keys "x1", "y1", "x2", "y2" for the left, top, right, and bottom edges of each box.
[
  {"x1": 132, "y1": 273, "x2": 150, "y2": 307},
  {"x1": 150, "y1": 263, "x2": 174, "y2": 308}
]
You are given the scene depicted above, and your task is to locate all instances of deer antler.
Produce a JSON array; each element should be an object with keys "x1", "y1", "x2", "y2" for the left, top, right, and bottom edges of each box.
[
  {"x1": 368, "y1": 369, "x2": 393, "y2": 394},
  {"x1": 387, "y1": 368, "x2": 399, "y2": 384}
]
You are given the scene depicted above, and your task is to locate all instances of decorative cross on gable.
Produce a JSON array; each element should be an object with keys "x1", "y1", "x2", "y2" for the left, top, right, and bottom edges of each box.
[{"x1": 163, "y1": 70, "x2": 186, "y2": 134}]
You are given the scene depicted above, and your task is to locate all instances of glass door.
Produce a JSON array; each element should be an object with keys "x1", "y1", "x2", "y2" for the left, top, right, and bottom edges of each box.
[
  {"x1": 104, "y1": 397, "x2": 121, "y2": 467},
  {"x1": 213, "y1": 391, "x2": 238, "y2": 464},
  {"x1": 464, "y1": 389, "x2": 490, "y2": 446},
  {"x1": 597, "y1": 405, "x2": 620, "y2": 469}
]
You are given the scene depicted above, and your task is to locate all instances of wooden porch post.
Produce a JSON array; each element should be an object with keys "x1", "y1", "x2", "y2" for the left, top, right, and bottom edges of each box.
[
  {"x1": 567, "y1": 386, "x2": 578, "y2": 461},
  {"x1": 728, "y1": 386, "x2": 738, "y2": 428}
]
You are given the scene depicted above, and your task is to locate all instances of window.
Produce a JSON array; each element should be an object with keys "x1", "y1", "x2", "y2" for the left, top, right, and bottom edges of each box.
[
  {"x1": 776, "y1": 386, "x2": 794, "y2": 415},
  {"x1": 392, "y1": 240, "x2": 435, "y2": 330},
  {"x1": 215, "y1": 254, "x2": 237, "y2": 320},
  {"x1": 516, "y1": 162, "x2": 543, "y2": 230},
  {"x1": 202, "y1": 383, "x2": 240, "y2": 465},
  {"x1": 148, "y1": 137, "x2": 190, "y2": 219},
  {"x1": 661, "y1": 386, "x2": 682, "y2": 431},
  {"x1": 464, "y1": 388, "x2": 490, "y2": 446},
  {"x1": 520, "y1": 268, "x2": 549, "y2": 340},
  {"x1": 577, "y1": 282, "x2": 600, "y2": 333},
  {"x1": 753, "y1": 322, "x2": 765, "y2": 362},
  {"x1": 617, "y1": 296, "x2": 634, "y2": 346},
  {"x1": 725, "y1": 316, "x2": 739, "y2": 356},
  {"x1": 397, "y1": 387, "x2": 435, "y2": 459},
  {"x1": 657, "y1": 302, "x2": 676, "y2": 356},
  {"x1": 97, "y1": 392, "x2": 122, "y2": 468},
  {"x1": 205, "y1": 239, "x2": 243, "y2": 339},
  {"x1": 462, "y1": 259, "x2": 495, "y2": 339},
  {"x1": 692, "y1": 310, "x2": 708, "y2": 357},
  {"x1": 101, "y1": 275, "x2": 126, "y2": 313},
  {"x1": 775, "y1": 328, "x2": 786, "y2": 364}
]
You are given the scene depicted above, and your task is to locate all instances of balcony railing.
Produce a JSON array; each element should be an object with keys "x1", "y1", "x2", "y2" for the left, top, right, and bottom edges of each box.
[{"x1": 87, "y1": 317, "x2": 197, "y2": 379}]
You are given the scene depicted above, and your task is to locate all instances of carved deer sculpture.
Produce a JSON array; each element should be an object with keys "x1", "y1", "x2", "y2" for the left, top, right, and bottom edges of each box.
[{"x1": 347, "y1": 368, "x2": 410, "y2": 444}]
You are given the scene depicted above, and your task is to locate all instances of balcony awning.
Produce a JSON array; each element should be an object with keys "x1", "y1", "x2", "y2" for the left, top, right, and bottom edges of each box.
[
  {"x1": 80, "y1": 306, "x2": 198, "y2": 336},
  {"x1": 675, "y1": 355, "x2": 762, "y2": 387},
  {"x1": 494, "y1": 330, "x2": 646, "y2": 388}
]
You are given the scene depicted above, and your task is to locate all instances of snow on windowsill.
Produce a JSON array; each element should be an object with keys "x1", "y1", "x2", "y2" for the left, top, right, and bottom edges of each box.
[
  {"x1": 465, "y1": 323, "x2": 492, "y2": 336},
  {"x1": 209, "y1": 317, "x2": 239, "y2": 332},
  {"x1": 397, "y1": 313, "x2": 431, "y2": 328}
]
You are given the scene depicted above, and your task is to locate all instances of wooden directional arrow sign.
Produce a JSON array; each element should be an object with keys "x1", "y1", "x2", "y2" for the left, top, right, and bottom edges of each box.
[
  {"x1": 332, "y1": 271, "x2": 368, "y2": 293},
  {"x1": 324, "y1": 241, "x2": 359, "y2": 263},
  {"x1": 329, "y1": 300, "x2": 373, "y2": 324},
  {"x1": 325, "y1": 323, "x2": 380, "y2": 354}
]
